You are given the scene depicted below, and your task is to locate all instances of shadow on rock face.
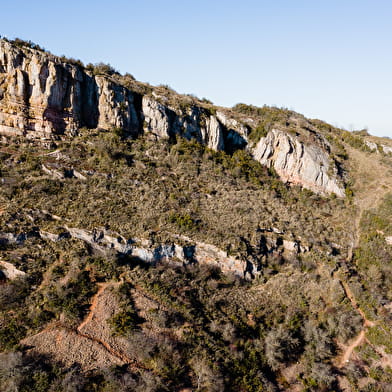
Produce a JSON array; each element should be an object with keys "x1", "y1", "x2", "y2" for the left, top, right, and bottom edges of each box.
[{"x1": 43, "y1": 107, "x2": 67, "y2": 134}]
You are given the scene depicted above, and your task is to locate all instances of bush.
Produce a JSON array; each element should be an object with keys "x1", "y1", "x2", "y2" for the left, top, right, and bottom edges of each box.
[
  {"x1": 87, "y1": 62, "x2": 119, "y2": 76},
  {"x1": 109, "y1": 310, "x2": 141, "y2": 335},
  {"x1": 169, "y1": 213, "x2": 199, "y2": 231},
  {"x1": 248, "y1": 123, "x2": 268, "y2": 143},
  {"x1": 0, "y1": 318, "x2": 27, "y2": 350},
  {"x1": 265, "y1": 325, "x2": 301, "y2": 370},
  {"x1": 46, "y1": 270, "x2": 96, "y2": 320},
  {"x1": 11, "y1": 38, "x2": 44, "y2": 51},
  {"x1": 59, "y1": 56, "x2": 84, "y2": 68}
]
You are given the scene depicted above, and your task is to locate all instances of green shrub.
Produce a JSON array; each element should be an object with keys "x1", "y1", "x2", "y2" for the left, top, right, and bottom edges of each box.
[
  {"x1": 340, "y1": 130, "x2": 371, "y2": 152},
  {"x1": 367, "y1": 326, "x2": 392, "y2": 354},
  {"x1": 45, "y1": 270, "x2": 96, "y2": 320},
  {"x1": 109, "y1": 310, "x2": 140, "y2": 335},
  {"x1": 169, "y1": 213, "x2": 199, "y2": 231},
  {"x1": 12, "y1": 37, "x2": 44, "y2": 51},
  {"x1": 88, "y1": 62, "x2": 119, "y2": 76},
  {"x1": 248, "y1": 123, "x2": 268, "y2": 143},
  {"x1": 0, "y1": 318, "x2": 26, "y2": 350}
]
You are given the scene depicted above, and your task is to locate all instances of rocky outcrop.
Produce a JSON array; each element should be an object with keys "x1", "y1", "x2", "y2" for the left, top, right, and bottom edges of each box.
[
  {"x1": 0, "y1": 40, "x2": 141, "y2": 137},
  {"x1": 41, "y1": 163, "x2": 87, "y2": 180},
  {"x1": 95, "y1": 76, "x2": 140, "y2": 134},
  {"x1": 203, "y1": 115, "x2": 225, "y2": 150},
  {"x1": 0, "y1": 39, "x2": 345, "y2": 195},
  {"x1": 36, "y1": 226, "x2": 305, "y2": 278},
  {"x1": 142, "y1": 98, "x2": 225, "y2": 150},
  {"x1": 252, "y1": 129, "x2": 345, "y2": 197},
  {"x1": 365, "y1": 140, "x2": 392, "y2": 154},
  {"x1": 0, "y1": 41, "x2": 84, "y2": 137},
  {"x1": 0, "y1": 230, "x2": 39, "y2": 245},
  {"x1": 61, "y1": 226, "x2": 246, "y2": 275},
  {"x1": 365, "y1": 140, "x2": 378, "y2": 151},
  {"x1": 216, "y1": 110, "x2": 248, "y2": 150},
  {"x1": 0, "y1": 259, "x2": 26, "y2": 280},
  {"x1": 1, "y1": 215, "x2": 308, "y2": 278},
  {"x1": 174, "y1": 107, "x2": 226, "y2": 150},
  {"x1": 41, "y1": 163, "x2": 65, "y2": 179},
  {"x1": 142, "y1": 96, "x2": 171, "y2": 138},
  {"x1": 0, "y1": 40, "x2": 225, "y2": 149},
  {"x1": 383, "y1": 145, "x2": 392, "y2": 154}
]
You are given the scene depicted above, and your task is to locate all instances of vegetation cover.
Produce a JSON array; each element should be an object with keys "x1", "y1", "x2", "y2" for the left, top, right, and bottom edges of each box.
[{"x1": 1, "y1": 37, "x2": 392, "y2": 392}]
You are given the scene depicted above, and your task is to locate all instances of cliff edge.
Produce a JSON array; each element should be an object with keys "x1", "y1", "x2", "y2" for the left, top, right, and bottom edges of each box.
[{"x1": 0, "y1": 38, "x2": 345, "y2": 196}]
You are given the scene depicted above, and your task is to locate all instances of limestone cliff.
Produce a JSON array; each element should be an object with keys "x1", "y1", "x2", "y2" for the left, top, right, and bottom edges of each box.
[
  {"x1": 0, "y1": 39, "x2": 345, "y2": 195},
  {"x1": 0, "y1": 39, "x2": 142, "y2": 137},
  {"x1": 252, "y1": 129, "x2": 345, "y2": 197},
  {"x1": 1, "y1": 224, "x2": 308, "y2": 278}
]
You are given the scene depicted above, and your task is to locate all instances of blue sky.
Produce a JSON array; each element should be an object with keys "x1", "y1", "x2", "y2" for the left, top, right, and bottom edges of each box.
[{"x1": 1, "y1": 0, "x2": 392, "y2": 137}]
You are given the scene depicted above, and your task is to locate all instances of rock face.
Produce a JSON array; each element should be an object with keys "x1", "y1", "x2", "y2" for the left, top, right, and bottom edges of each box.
[
  {"x1": 0, "y1": 40, "x2": 142, "y2": 138},
  {"x1": 365, "y1": 140, "x2": 392, "y2": 154},
  {"x1": 50, "y1": 226, "x2": 248, "y2": 276},
  {"x1": 383, "y1": 145, "x2": 392, "y2": 154},
  {"x1": 142, "y1": 96, "x2": 171, "y2": 139},
  {"x1": 365, "y1": 140, "x2": 378, "y2": 151},
  {"x1": 252, "y1": 129, "x2": 345, "y2": 197},
  {"x1": 95, "y1": 76, "x2": 140, "y2": 134},
  {"x1": 0, "y1": 39, "x2": 345, "y2": 195},
  {"x1": 31, "y1": 226, "x2": 306, "y2": 278},
  {"x1": 0, "y1": 41, "x2": 83, "y2": 137}
]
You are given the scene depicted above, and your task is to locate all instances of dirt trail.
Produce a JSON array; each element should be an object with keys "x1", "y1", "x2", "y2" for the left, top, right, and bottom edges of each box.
[
  {"x1": 24, "y1": 282, "x2": 149, "y2": 372},
  {"x1": 340, "y1": 281, "x2": 375, "y2": 327},
  {"x1": 338, "y1": 281, "x2": 376, "y2": 367},
  {"x1": 77, "y1": 282, "x2": 111, "y2": 331},
  {"x1": 340, "y1": 330, "x2": 366, "y2": 366},
  {"x1": 37, "y1": 258, "x2": 66, "y2": 292},
  {"x1": 75, "y1": 328, "x2": 146, "y2": 369},
  {"x1": 76, "y1": 282, "x2": 149, "y2": 371},
  {"x1": 336, "y1": 147, "x2": 392, "y2": 367}
]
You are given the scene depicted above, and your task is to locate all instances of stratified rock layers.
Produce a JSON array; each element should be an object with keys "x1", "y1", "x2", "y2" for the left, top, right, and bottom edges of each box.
[
  {"x1": 253, "y1": 129, "x2": 345, "y2": 197},
  {"x1": 0, "y1": 40, "x2": 140, "y2": 137},
  {"x1": 0, "y1": 39, "x2": 345, "y2": 196}
]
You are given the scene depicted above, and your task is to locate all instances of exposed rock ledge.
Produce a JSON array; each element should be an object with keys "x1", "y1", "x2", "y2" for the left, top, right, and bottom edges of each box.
[
  {"x1": 1, "y1": 225, "x2": 307, "y2": 278},
  {"x1": 365, "y1": 140, "x2": 392, "y2": 154},
  {"x1": 0, "y1": 39, "x2": 344, "y2": 196},
  {"x1": 253, "y1": 129, "x2": 345, "y2": 197}
]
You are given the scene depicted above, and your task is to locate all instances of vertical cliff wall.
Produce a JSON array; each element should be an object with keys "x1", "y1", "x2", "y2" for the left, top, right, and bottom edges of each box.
[
  {"x1": 0, "y1": 39, "x2": 345, "y2": 196},
  {"x1": 0, "y1": 40, "x2": 143, "y2": 137}
]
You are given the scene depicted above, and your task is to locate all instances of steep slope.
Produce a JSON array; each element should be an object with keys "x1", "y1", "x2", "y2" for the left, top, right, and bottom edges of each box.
[
  {"x1": 1, "y1": 38, "x2": 392, "y2": 392},
  {"x1": 0, "y1": 38, "x2": 345, "y2": 196}
]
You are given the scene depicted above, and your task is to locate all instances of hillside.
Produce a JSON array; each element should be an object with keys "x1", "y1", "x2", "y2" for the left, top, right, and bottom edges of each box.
[{"x1": 1, "y1": 38, "x2": 392, "y2": 391}]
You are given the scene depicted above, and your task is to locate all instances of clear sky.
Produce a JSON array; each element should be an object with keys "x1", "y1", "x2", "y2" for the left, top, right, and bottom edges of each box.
[{"x1": 1, "y1": 0, "x2": 391, "y2": 137}]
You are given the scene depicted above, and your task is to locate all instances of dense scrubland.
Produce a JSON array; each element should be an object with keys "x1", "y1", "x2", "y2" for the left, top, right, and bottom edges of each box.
[
  {"x1": 1, "y1": 37, "x2": 392, "y2": 392},
  {"x1": 0, "y1": 125, "x2": 392, "y2": 391}
]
